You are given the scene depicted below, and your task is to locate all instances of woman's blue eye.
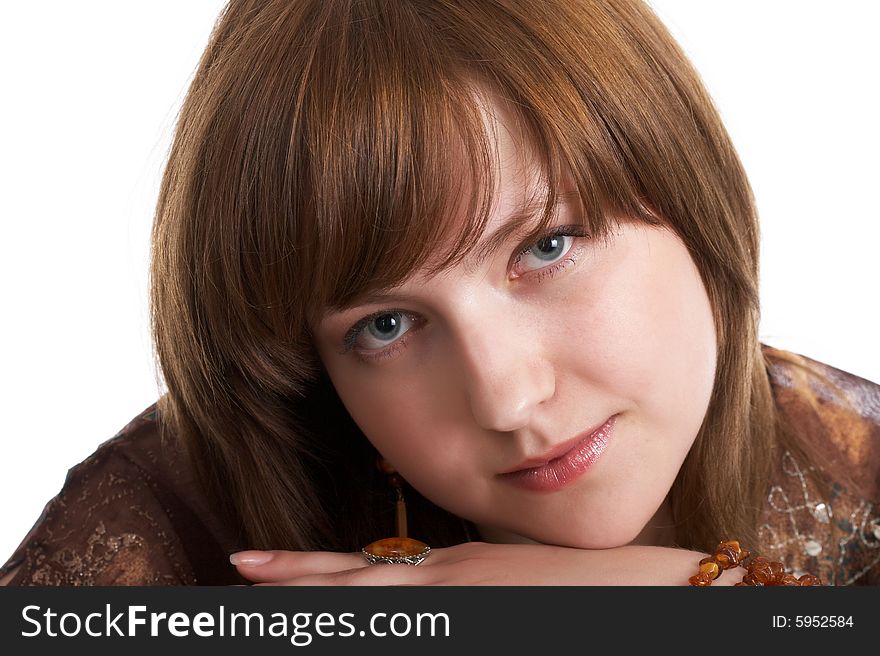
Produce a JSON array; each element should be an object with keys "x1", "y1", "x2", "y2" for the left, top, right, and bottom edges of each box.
[
  {"x1": 516, "y1": 233, "x2": 574, "y2": 270},
  {"x1": 363, "y1": 312, "x2": 410, "y2": 346},
  {"x1": 342, "y1": 310, "x2": 418, "y2": 354}
]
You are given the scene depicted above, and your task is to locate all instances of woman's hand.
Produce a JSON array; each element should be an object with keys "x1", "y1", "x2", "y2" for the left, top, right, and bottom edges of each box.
[{"x1": 230, "y1": 541, "x2": 741, "y2": 586}]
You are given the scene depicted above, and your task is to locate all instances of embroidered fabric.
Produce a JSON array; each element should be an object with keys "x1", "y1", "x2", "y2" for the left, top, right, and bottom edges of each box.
[
  {"x1": 2, "y1": 345, "x2": 878, "y2": 585},
  {"x1": 758, "y1": 346, "x2": 880, "y2": 585},
  {"x1": 0, "y1": 407, "x2": 245, "y2": 586}
]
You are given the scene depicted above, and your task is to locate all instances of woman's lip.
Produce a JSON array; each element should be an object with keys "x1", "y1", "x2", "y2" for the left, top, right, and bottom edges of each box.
[
  {"x1": 499, "y1": 415, "x2": 618, "y2": 474},
  {"x1": 497, "y1": 415, "x2": 618, "y2": 492}
]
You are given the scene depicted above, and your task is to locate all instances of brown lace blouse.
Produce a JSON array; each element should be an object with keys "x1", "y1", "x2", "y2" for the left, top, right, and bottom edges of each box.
[{"x1": 3, "y1": 345, "x2": 879, "y2": 586}]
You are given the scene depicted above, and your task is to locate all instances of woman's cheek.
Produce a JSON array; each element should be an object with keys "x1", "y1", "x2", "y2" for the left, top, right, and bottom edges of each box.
[
  {"x1": 561, "y1": 268, "x2": 661, "y2": 402},
  {"x1": 336, "y1": 380, "x2": 466, "y2": 485}
]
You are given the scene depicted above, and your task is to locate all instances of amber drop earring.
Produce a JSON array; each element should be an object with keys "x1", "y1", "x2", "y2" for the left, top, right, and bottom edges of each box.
[{"x1": 361, "y1": 456, "x2": 432, "y2": 565}]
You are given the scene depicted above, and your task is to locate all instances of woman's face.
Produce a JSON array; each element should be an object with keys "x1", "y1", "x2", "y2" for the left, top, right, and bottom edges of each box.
[{"x1": 312, "y1": 91, "x2": 717, "y2": 549}]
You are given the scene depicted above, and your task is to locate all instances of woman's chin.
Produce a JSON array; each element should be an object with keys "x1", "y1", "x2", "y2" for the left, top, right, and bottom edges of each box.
[{"x1": 498, "y1": 523, "x2": 649, "y2": 550}]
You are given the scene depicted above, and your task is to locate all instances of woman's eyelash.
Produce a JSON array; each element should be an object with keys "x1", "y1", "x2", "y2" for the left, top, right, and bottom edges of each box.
[
  {"x1": 340, "y1": 224, "x2": 590, "y2": 356},
  {"x1": 514, "y1": 224, "x2": 589, "y2": 260}
]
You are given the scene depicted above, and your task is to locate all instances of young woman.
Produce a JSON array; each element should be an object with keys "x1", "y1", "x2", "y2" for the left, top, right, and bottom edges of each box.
[{"x1": 3, "y1": 0, "x2": 878, "y2": 586}]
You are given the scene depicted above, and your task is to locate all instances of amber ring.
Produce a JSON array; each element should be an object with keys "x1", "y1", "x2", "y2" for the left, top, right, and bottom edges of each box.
[{"x1": 362, "y1": 537, "x2": 432, "y2": 565}]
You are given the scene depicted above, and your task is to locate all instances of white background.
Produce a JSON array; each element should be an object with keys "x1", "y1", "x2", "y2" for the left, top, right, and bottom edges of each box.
[{"x1": 1, "y1": 1, "x2": 877, "y2": 562}]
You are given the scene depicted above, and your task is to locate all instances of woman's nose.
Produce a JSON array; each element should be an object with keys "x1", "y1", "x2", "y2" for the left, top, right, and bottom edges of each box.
[{"x1": 454, "y1": 312, "x2": 556, "y2": 433}]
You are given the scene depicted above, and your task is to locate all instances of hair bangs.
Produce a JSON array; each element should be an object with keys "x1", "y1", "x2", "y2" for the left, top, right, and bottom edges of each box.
[
  {"x1": 303, "y1": 72, "x2": 495, "y2": 325},
  {"x1": 302, "y1": 7, "x2": 664, "y2": 331}
]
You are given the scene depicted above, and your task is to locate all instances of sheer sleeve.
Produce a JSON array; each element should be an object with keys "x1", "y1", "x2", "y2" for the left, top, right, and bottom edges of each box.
[
  {"x1": 762, "y1": 345, "x2": 880, "y2": 586},
  {"x1": 0, "y1": 405, "x2": 244, "y2": 586},
  {"x1": 0, "y1": 438, "x2": 198, "y2": 585}
]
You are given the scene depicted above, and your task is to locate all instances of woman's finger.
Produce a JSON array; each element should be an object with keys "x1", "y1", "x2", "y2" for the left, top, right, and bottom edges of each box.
[
  {"x1": 254, "y1": 563, "x2": 432, "y2": 586},
  {"x1": 230, "y1": 550, "x2": 369, "y2": 582}
]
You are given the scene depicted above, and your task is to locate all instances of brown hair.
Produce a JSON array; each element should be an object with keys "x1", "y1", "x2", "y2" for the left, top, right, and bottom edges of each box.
[{"x1": 150, "y1": 0, "x2": 841, "y2": 554}]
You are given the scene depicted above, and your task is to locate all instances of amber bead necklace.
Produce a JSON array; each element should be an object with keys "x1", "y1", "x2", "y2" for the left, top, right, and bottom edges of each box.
[{"x1": 689, "y1": 540, "x2": 822, "y2": 586}]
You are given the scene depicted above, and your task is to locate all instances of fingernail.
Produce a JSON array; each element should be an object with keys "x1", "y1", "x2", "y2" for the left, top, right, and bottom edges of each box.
[{"x1": 229, "y1": 551, "x2": 274, "y2": 566}]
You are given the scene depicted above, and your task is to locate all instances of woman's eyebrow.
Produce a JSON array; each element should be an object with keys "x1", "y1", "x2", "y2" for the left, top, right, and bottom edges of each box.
[{"x1": 315, "y1": 287, "x2": 418, "y2": 328}]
